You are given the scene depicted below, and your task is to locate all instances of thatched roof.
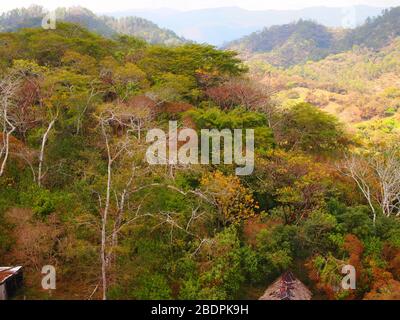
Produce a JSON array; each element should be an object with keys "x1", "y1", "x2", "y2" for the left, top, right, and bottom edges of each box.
[
  {"x1": 0, "y1": 266, "x2": 22, "y2": 284},
  {"x1": 259, "y1": 272, "x2": 312, "y2": 300}
]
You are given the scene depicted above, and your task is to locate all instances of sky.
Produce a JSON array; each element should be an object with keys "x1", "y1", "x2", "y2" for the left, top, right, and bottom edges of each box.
[{"x1": 1, "y1": 0, "x2": 400, "y2": 13}]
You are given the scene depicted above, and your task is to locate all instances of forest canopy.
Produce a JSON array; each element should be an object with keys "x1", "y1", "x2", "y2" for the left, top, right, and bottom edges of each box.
[{"x1": 0, "y1": 19, "x2": 400, "y2": 301}]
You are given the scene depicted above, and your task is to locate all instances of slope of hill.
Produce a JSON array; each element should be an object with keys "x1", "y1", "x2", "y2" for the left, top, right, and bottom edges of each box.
[
  {"x1": 250, "y1": 38, "x2": 400, "y2": 125},
  {"x1": 1, "y1": 20, "x2": 400, "y2": 301},
  {"x1": 0, "y1": 5, "x2": 185, "y2": 45},
  {"x1": 100, "y1": 15, "x2": 185, "y2": 45},
  {"x1": 226, "y1": 6, "x2": 400, "y2": 67},
  {"x1": 107, "y1": 5, "x2": 384, "y2": 46},
  {"x1": 339, "y1": 7, "x2": 400, "y2": 50},
  {"x1": 226, "y1": 20, "x2": 341, "y2": 67}
]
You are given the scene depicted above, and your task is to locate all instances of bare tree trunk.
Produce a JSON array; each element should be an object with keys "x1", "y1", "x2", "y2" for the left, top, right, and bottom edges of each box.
[
  {"x1": 101, "y1": 120, "x2": 112, "y2": 301},
  {"x1": 340, "y1": 154, "x2": 378, "y2": 227},
  {"x1": 101, "y1": 159, "x2": 111, "y2": 300},
  {"x1": 341, "y1": 149, "x2": 400, "y2": 225},
  {"x1": 0, "y1": 103, "x2": 16, "y2": 177},
  {"x1": 38, "y1": 117, "x2": 56, "y2": 187},
  {"x1": 111, "y1": 190, "x2": 126, "y2": 256},
  {"x1": 96, "y1": 108, "x2": 149, "y2": 300},
  {"x1": 110, "y1": 168, "x2": 135, "y2": 262},
  {"x1": 0, "y1": 75, "x2": 20, "y2": 177}
]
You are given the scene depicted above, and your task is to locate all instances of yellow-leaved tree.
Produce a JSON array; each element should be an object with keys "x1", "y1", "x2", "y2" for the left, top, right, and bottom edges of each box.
[{"x1": 200, "y1": 171, "x2": 258, "y2": 226}]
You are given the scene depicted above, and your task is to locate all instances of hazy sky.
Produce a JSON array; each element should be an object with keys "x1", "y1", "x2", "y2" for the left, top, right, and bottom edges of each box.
[{"x1": 1, "y1": 0, "x2": 400, "y2": 13}]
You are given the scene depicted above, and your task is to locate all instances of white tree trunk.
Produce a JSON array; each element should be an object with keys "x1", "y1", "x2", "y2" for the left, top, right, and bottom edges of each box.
[
  {"x1": 100, "y1": 120, "x2": 112, "y2": 301},
  {"x1": 101, "y1": 158, "x2": 111, "y2": 300},
  {"x1": 38, "y1": 117, "x2": 56, "y2": 187},
  {"x1": 0, "y1": 104, "x2": 16, "y2": 177}
]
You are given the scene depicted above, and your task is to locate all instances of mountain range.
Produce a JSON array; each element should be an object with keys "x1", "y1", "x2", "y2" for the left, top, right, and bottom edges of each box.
[
  {"x1": 105, "y1": 6, "x2": 386, "y2": 46},
  {"x1": 1, "y1": 4, "x2": 400, "y2": 68},
  {"x1": 226, "y1": 7, "x2": 400, "y2": 67},
  {"x1": 0, "y1": 6, "x2": 186, "y2": 45}
]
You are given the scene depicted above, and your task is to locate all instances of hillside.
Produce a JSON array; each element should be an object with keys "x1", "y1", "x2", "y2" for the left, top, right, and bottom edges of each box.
[
  {"x1": 226, "y1": 6, "x2": 400, "y2": 67},
  {"x1": 107, "y1": 6, "x2": 384, "y2": 46},
  {"x1": 1, "y1": 10, "x2": 400, "y2": 303},
  {"x1": 226, "y1": 20, "x2": 339, "y2": 67},
  {"x1": 247, "y1": 37, "x2": 400, "y2": 127},
  {"x1": 0, "y1": 5, "x2": 185, "y2": 45},
  {"x1": 340, "y1": 7, "x2": 400, "y2": 50}
]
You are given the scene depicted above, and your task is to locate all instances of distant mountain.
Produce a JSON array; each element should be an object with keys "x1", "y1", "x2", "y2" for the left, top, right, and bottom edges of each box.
[
  {"x1": 227, "y1": 20, "x2": 335, "y2": 53},
  {"x1": 225, "y1": 6, "x2": 400, "y2": 67},
  {"x1": 226, "y1": 20, "x2": 341, "y2": 67},
  {"x1": 105, "y1": 6, "x2": 385, "y2": 46},
  {"x1": 340, "y1": 7, "x2": 400, "y2": 50},
  {"x1": 0, "y1": 6, "x2": 185, "y2": 45}
]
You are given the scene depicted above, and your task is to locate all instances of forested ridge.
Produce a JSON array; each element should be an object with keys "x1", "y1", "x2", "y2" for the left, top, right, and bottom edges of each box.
[
  {"x1": 0, "y1": 17, "x2": 400, "y2": 301},
  {"x1": 227, "y1": 7, "x2": 400, "y2": 67},
  {"x1": 0, "y1": 5, "x2": 186, "y2": 45}
]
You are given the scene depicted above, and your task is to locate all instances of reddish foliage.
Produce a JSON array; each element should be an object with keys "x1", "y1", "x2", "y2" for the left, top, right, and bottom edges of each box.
[
  {"x1": 389, "y1": 253, "x2": 400, "y2": 280},
  {"x1": 206, "y1": 80, "x2": 270, "y2": 110},
  {"x1": 16, "y1": 79, "x2": 40, "y2": 109},
  {"x1": 242, "y1": 217, "x2": 269, "y2": 247},
  {"x1": 304, "y1": 257, "x2": 337, "y2": 300},
  {"x1": 344, "y1": 234, "x2": 364, "y2": 281},
  {"x1": 383, "y1": 244, "x2": 400, "y2": 280},
  {"x1": 14, "y1": 79, "x2": 41, "y2": 137},
  {"x1": 126, "y1": 95, "x2": 157, "y2": 112},
  {"x1": 364, "y1": 267, "x2": 400, "y2": 300}
]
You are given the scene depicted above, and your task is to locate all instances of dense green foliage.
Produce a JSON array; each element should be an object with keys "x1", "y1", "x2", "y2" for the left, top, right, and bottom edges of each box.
[{"x1": 0, "y1": 18, "x2": 399, "y2": 301}]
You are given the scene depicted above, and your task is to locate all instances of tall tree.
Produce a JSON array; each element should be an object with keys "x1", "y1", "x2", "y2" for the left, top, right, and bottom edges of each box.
[
  {"x1": 341, "y1": 146, "x2": 400, "y2": 224},
  {"x1": 0, "y1": 72, "x2": 20, "y2": 177}
]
